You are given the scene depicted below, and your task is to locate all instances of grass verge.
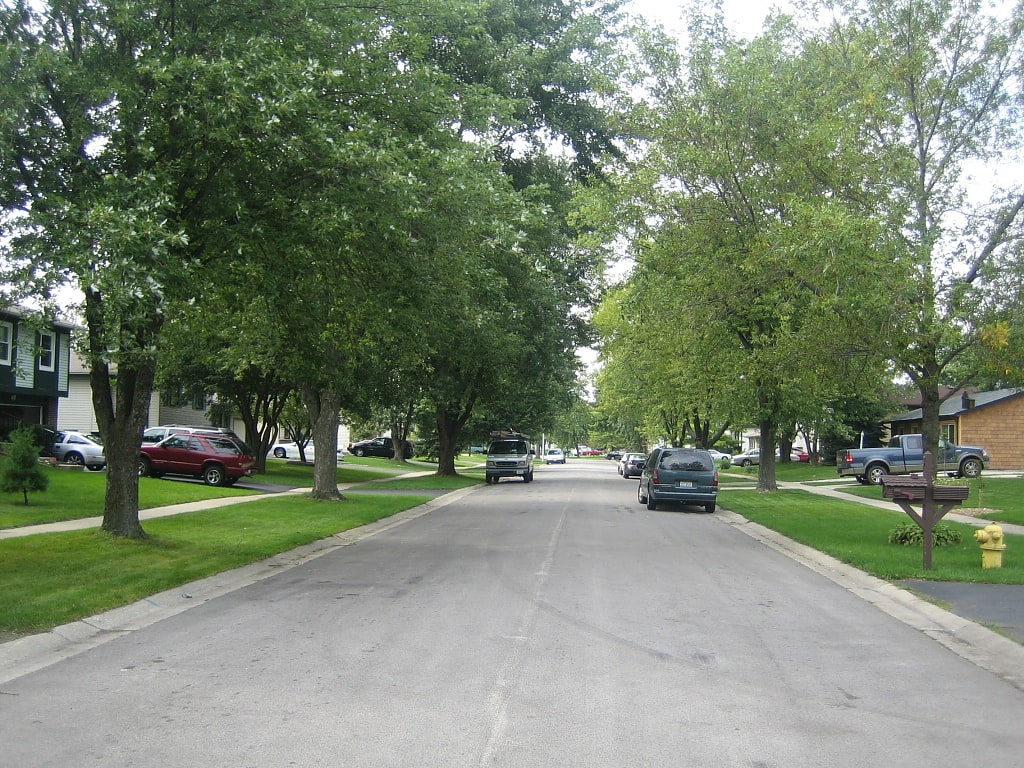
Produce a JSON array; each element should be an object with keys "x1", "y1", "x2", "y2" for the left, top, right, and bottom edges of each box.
[
  {"x1": 721, "y1": 488, "x2": 1024, "y2": 583},
  {"x1": 0, "y1": 461, "x2": 403, "y2": 529}
]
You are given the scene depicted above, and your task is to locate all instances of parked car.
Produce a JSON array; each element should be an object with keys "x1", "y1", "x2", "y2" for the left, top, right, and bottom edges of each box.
[
  {"x1": 138, "y1": 432, "x2": 256, "y2": 486},
  {"x1": 707, "y1": 449, "x2": 732, "y2": 464},
  {"x1": 637, "y1": 447, "x2": 718, "y2": 513},
  {"x1": 269, "y1": 440, "x2": 343, "y2": 461},
  {"x1": 731, "y1": 448, "x2": 761, "y2": 467},
  {"x1": 485, "y1": 433, "x2": 535, "y2": 484},
  {"x1": 51, "y1": 430, "x2": 105, "y2": 470},
  {"x1": 578, "y1": 447, "x2": 603, "y2": 456},
  {"x1": 730, "y1": 448, "x2": 803, "y2": 467},
  {"x1": 618, "y1": 452, "x2": 647, "y2": 478},
  {"x1": 605, "y1": 450, "x2": 623, "y2": 460},
  {"x1": 545, "y1": 448, "x2": 566, "y2": 464},
  {"x1": 347, "y1": 436, "x2": 413, "y2": 459}
]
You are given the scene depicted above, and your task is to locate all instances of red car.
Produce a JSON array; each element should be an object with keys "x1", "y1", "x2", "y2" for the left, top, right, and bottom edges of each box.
[{"x1": 139, "y1": 432, "x2": 256, "y2": 486}]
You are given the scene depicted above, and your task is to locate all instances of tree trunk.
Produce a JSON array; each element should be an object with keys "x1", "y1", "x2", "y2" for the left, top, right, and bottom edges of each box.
[
  {"x1": 433, "y1": 386, "x2": 478, "y2": 476},
  {"x1": 93, "y1": 362, "x2": 154, "y2": 539},
  {"x1": 301, "y1": 385, "x2": 343, "y2": 501},
  {"x1": 756, "y1": 418, "x2": 778, "y2": 492}
]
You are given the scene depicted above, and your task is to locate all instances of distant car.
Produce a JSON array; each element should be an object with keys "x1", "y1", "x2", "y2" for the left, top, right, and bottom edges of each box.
[
  {"x1": 347, "y1": 436, "x2": 413, "y2": 459},
  {"x1": 577, "y1": 447, "x2": 602, "y2": 456},
  {"x1": 139, "y1": 432, "x2": 256, "y2": 486},
  {"x1": 51, "y1": 430, "x2": 105, "y2": 470},
  {"x1": 732, "y1": 448, "x2": 761, "y2": 467},
  {"x1": 707, "y1": 449, "x2": 732, "y2": 464},
  {"x1": 545, "y1": 448, "x2": 566, "y2": 464},
  {"x1": 638, "y1": 447, "x2": 718, "y2": 513},
  {"x1": 269, "y1": 440, "x2": 343, "y2": 461},
  {"x1": 605, "y1": 450, "x2": 623, "y2": 460},
  {"x1": 731, "y1": 448, "x2": 803, "y2": 467},
  {"x1": 618, "y1": 452, "x2": 647, "y2": 478}
]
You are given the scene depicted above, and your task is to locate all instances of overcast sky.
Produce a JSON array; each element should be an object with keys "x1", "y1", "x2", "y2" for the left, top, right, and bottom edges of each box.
[{"x1": 624, "y1": 0, "x2": 793, "y2": 41}]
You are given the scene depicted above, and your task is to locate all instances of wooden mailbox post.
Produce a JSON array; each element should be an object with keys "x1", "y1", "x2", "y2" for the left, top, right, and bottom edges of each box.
[{"x1": 881, "y1": 451, "x2": 970, "y2": 570}]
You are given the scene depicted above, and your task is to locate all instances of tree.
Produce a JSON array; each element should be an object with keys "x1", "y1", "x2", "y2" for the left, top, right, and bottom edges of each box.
[
  {"x1": 0, "y1": 426, "x2": 49, "y2": 505},
  {"x1": 592, "y1": 11, "x2": 900, "y2": 490},
  {"x1": 0, "y1": 0, "x2": 391, "y2": 533},
  {"x1": 817, "y1": 0, "x2": 1024, "y2": 462}
]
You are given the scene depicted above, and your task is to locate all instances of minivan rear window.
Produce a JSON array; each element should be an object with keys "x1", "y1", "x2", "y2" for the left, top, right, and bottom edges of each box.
[{"x1": 659, "y1": 450, "x2": 714, "y2": 472}]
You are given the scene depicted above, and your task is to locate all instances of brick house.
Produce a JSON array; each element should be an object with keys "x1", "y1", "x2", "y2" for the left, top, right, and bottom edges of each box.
[
  {"x1": 886, "y1": 388, "x2": 1024, "y2": 470},
  {"x1": 0, "y1": 307, "x2": 74, "y2": 436}
]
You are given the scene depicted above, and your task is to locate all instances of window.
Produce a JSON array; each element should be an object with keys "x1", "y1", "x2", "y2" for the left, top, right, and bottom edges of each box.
[
  {"x1": 37, "y1": 331, "x2": 55, "y2": 372},
  {"x1": 0, "y1": 322, "x2": 11, "y2": 365}
]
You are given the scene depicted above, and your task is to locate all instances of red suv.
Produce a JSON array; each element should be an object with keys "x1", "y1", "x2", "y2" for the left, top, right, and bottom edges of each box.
[{"x1": 138, "y1": 432, "x2": 256, "y2": 486}]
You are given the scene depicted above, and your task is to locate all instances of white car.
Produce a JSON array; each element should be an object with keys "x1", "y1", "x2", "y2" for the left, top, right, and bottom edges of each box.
[
  {"x1": 269, "y1": 440, "x2": 343, "y2": 461},
  {"x1": 52, "y1": 431, "x2": 106, "y2": 470},
  {"x1": 708, "y1": 449, "x2": 732, "y2": 463},
  {"x1": 545, "y1": 448, "x2": 566, "y2": 464}
]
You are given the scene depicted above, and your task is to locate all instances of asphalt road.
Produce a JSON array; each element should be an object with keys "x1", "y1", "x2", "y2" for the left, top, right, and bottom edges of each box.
[{"x1": 3, "y1": 461, "x2": 1024, "y2": 767}]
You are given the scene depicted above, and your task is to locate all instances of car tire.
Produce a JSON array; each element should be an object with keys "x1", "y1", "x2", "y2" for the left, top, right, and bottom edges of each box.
[
  {"x1": 524, "y1": 470, "x2": 534, "y2": 483},
  {"x1": 646, "y1": 490, "x2": 657, "y2": 510},
  {"x1": 355, "y1": 449, "x2": 365, "y2": 457},
  {"x1": 203, "y1": 464, "x2": 228, "y2": 486},
  {"x1": 64, "y1": 452, "x2": 85, "y2": 466},
  {"x1": 273, "y1": 447, "x2": 286, "y2": 458},
  {"x1": 137, "y1": 456, "x2": 152, "y2": 477},
  {"x1": 705, "y1": 503, "x2": 716, "y2": 514},
  {"x1": 741, "y1": 459, "x2": 751, "y2": 467},
  {"x1": 637, "y1": 484, "x2": 647, "y2": 505},
  {"x1": 959, "y1": 458, "x2": 983, "y2": 479},
  {"x1": 865, "y1": 464, "x2": 888, "y2": 485}
]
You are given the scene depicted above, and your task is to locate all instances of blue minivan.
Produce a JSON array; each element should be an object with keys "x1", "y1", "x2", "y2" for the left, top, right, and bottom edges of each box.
[{"x1": 637, "y1": 447, "x2": 718, "y2": 513}]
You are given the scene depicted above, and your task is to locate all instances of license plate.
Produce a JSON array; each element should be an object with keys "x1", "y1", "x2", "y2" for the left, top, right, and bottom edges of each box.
[{"x1": 677, "y1": 481, "x2": 693, "y2": 488}]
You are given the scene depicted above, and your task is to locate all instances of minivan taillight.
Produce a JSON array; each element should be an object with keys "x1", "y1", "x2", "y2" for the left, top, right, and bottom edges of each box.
[
  {"x1": 713, "y1": 469, "x2": 719, "y2": 488},
  {"x1": 651, "y1": 468, "x2": 660, "y2": 483}
]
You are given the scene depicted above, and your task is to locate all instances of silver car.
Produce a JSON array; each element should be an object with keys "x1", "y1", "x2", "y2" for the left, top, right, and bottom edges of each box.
[{"x1": 52, "y1": 431, "x2": 106, "y2": 470}]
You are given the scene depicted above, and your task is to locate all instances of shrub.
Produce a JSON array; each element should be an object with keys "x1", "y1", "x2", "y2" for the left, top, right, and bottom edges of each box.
[
  {"x1": 888, "y1": 521, "x2": 962, "y2": 547},
  {"x1": 0, "y1": 425, "x2": 50, "y2": 505}
]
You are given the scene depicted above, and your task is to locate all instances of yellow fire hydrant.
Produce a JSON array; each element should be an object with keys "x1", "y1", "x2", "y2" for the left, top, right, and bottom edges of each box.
[{"x1": 973, "y1": 524, "x2": 1006, "y2": 569}]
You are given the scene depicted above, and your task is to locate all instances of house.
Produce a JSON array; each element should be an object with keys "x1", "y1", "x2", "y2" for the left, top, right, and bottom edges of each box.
[
  {"x1": 0, "y1": 308, "x2": 73, "y2": 437},
  {"x1": 886, "y1": 388, "x2": 1024, "y2": 470},
  {"x1": 62, "y1": 349, "x2": 240, "y2": 435}
]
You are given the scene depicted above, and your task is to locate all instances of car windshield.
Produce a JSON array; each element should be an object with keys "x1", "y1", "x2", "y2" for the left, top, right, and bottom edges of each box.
[{"x1": 489, "y1": 440, "x2": 528, "y2": 455}]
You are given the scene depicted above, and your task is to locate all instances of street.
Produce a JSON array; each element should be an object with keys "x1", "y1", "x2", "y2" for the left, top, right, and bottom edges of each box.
[{"x1": 2, "y1": 460, "x2": 1024, "y2": 767}]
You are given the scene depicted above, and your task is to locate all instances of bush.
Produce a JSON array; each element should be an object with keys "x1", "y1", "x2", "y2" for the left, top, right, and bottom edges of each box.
[
  {"x1": 888, "y1": 521, "x2": 962, "y2": 547},
  {"x1": 0, "y1": 425, "x2": 50, "y2": 505}
]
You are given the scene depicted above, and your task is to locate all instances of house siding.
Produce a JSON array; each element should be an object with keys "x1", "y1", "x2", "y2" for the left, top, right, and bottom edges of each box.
[
  {"x1": 0, "y1": 310, "x2": 73, "y2": 434},
  {"x1": 957, "y1": 398, "x2": 1024, "y2": 470}
]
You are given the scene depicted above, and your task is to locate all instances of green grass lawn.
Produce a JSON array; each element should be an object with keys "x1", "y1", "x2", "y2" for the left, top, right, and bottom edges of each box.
[
  {"x1": 833, "y1": 474, "x2": 1024, "y2": 526},
  {"x1": 0, "y1": 459, "x2": 408, "y2": 529},
  {"x1": 721, "y1": 488, "x2": 1024, "y2": 583}
]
